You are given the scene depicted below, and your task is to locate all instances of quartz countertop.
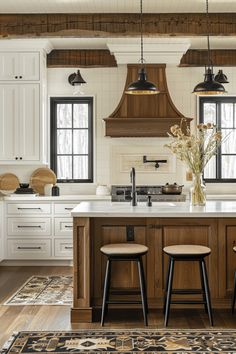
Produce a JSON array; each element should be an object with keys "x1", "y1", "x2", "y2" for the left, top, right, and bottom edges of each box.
[
  {"x1": 71, "y1": 200, "x2": 236, "y2": 218},
  {"x1": 4, "y1": 195, "x2": 111, "y2": 201}
]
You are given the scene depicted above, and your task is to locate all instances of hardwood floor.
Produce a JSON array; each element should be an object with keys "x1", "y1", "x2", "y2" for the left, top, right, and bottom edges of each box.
[{"x1": 0, "y1": 266, "x2": 235, "y2": 349}]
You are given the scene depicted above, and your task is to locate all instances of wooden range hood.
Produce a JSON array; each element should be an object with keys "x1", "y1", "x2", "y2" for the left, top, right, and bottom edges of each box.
[{"x1": 104, "y1": 64, "x2": 193, "y2": 137}]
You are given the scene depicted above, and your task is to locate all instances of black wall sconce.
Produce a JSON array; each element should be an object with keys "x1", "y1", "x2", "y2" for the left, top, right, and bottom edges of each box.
[
  {"x1": 68, "y1": 70, "x2": 86, "y2": 86},
  {"x1": 143, "y1": 155, "x2": 167, "y2": 169}
]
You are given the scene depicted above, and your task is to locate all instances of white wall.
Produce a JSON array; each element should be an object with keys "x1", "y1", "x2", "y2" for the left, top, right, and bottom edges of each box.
[{"x1": 1, "y1": 64, "x2": 236, "y2": 194}]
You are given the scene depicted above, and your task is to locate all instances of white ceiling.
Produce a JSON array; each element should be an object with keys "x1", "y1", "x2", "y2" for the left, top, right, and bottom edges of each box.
[{"x1": 0, "y1": 0, "x2": 236, "y2": 13}]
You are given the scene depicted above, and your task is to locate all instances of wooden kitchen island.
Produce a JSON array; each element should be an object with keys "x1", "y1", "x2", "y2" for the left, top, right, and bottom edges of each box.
[{"x1": 71, "y1": 201, "x2": 236, "y2": 323}]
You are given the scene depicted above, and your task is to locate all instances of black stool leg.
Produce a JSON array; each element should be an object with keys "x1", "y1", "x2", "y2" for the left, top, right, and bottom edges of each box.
[
  {"x1": 101, "y1": 259, "x2": 111, "y2": 326},
  {"x1": 164, "y1": 258, "x2": 175, "y2": 327},
  {"x1": 138, "y1": 256, "x2": 149, "y2": 314},
  {"x1": 137, "y1": 258, "x2": 148, "y2": 326},
  {"x1": 201, "y1": 259, "x2": 213, "y2": 326},
  {"x1": 163, "y1": 257, "x2": 171, "y2": 314},
  {"x1": 232, "y1": 270, "x2": 236, "y2": 314},
  {"x1": 199, "y1": 260, "x2": 208, "y2": 314}
]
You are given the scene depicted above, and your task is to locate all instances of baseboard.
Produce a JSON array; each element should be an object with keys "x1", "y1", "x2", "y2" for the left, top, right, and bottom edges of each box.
[{"x1": 0, "y1": 260, "x2": 73, "y2": 266}]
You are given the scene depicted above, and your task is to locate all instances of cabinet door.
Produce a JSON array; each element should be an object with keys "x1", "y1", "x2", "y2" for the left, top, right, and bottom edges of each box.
[
  {"x1": 19, "y1": 52, "x2": 40, "y2": 81},
  {"x1": 18, "y1": 84, "x2": 40, "y2": 161},
  {"x1": 0, "y1": 202, "x2": 3, "y2": 262},
  {"x1": 0, "y1": 52, "x2": 18, "y2": 80},
  {"x1": 0, "y1": 85, "x2": 19, "y2": 161}
]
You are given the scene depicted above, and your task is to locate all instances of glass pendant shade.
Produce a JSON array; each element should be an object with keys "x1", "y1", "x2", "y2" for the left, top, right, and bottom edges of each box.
[
  {"x1": 215, "y1": 69, "x2": 229, "y2": 84},
  {"x1": 68, "y1": 70, "x2": 86, "y2": 86},
  {"x1": 193, "y1": 67, "x2": 227, "y2": 95},
  {"x1": 125, "y1": 68, "x2": 159, "y2": 95}
]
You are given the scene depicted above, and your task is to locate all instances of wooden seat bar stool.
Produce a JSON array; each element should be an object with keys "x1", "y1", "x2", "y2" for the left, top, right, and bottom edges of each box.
[
  {"x1": 232, "y1": 246, "x2": 236, "y2": 313},
  {"x1": 163, "y1": 245, "x2": 213, "y2": 327},
  {"x1": 100, "y1": 243, "x2": 148, "y2": 326}
]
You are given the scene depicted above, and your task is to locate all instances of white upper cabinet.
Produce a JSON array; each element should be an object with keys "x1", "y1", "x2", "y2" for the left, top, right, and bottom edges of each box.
[
  {"x1": 0, "y1": 84, "x2": 40, "y2": 162},
  {"x1": 0, "y1": 52, "x2": 40, "y2": 81}
]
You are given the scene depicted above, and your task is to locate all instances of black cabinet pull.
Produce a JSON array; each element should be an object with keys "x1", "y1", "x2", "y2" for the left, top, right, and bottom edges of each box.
[
  {"x1": 19, "y1": 76, "x2": 22, "y2": 79},
  {"x1": 17, "y1": 207, "x2": 42, "y2": 210},
  {"x1": 17, "y1": 225, "x2": 42, "y2": 228},
  {"x1": 65, "y1": 225, "x2": 73, "y2": 229},
  {"x1": 15, "y1": 157, "x2": 18, "y2": 160},
  {"x1": 15, "y1": 76, "x2": 18, "y2": 79},
  {"x1": 65, "y1": 246, "x2": 73, "y2": 250},
  {"x1": 19, "y1": 157, "x2": 22, "y2": 160},
  {"x1": 65, "y1": 207, "x2": 73, "y2": 210},
  {"x1": 17, "y1": 246, "x2": 41, "y2": 250}
]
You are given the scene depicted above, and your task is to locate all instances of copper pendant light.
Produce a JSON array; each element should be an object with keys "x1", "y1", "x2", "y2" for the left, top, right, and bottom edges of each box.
[
  {"x1": 125, "y1": 0, "x2": 159, "y2": 95},
  {"x1": 193, "y1": 0, "x2": 226, "y2": 95}
]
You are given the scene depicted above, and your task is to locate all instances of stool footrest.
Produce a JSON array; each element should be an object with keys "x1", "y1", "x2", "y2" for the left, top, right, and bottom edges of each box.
[
  {"x1": 170, "y1": 289, "x2": 203, "y2": 295},
  {"x1": 106, "y1": 300, "x2": 142, "y2": 305},
  {"x1": 171, "y1": 300, "x2": 206, "y2": 305}
]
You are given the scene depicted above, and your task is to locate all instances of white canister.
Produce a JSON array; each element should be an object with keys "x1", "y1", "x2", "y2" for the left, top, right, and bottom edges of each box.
[
  {"x1": 96, "y1": 185, "x2": 110, "y2": 196},
  {"x1": 44, "y1": 184, "x2": 53, "y2": 196}
]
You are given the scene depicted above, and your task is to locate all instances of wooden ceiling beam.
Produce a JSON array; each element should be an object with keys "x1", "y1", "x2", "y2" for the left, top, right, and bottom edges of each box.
[
  {"x1": 47, "y1": 49, "x2": 117, "y2": 67},
  {"x1": 180, "y1": 49, "x2": 236, "y2": 66},
  {"x1": 1, "y1": 13, "x2": 236, "y2": 38}
]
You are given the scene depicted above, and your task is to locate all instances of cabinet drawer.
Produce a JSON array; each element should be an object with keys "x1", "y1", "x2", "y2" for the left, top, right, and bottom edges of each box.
[
  {"x1": 7, "y1": 217, "x2": 51, "y2": 236},
  {"x1": 7, "y1": 203, "x2": 51, "y2": 215},
  {"x1": 54, "y1": 203, "x2": 78, "y2": 215},
  {"x1": 7, "y1": 239, "x2": 51, "y2": 259},
  {"x1": 54, "y1": 239, "x2": 73, "y2": 258},
  {"x1": 54, "y1": 218, "x2": 73, "y2": 236}
]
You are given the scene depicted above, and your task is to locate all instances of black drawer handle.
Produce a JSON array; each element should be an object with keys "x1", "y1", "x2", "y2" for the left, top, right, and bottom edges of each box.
[
  {"x1": 17, "y1": 246, "x2": 41, "y2": 250},
  {"x1": 65, "y1": 207, "x2": 73, "y2": 210},
  {"x1": 65, "y1": 225, "x2": 73, "y2": 228},
  {"x1": 65, "y1": 246, "x2": 73, "y2": 250},
  {"x1": 17, "y1": 207, "x2": 42, "y2": 210},
  {"x1": 17, "y1": 225, "x2": 42, "y2": 228}
]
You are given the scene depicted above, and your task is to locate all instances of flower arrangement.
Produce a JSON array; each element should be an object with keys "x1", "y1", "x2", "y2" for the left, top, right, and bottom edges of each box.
[{"x1": 165, "y1": 120, "x2": 222, "y2": 205}]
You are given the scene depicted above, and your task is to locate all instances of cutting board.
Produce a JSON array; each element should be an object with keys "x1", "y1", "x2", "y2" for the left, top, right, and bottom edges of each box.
[
  {"x1": 30, "y1": 168, "x2": 57, "y2": 195},
  {"x1": 0, "y1": 173, "x2": 20, "y2": 194}
]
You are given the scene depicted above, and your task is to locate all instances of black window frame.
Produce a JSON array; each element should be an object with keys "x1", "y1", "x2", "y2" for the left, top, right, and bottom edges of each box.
[
  {"x1": 199, "y1": 96, "x2": 236, "y2": 183},
  {"x1": 50, "y1": 96, "x2": 94, "y2": 183}
]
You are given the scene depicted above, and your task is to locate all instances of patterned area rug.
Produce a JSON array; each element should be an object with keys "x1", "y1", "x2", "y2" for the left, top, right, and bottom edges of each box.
[
  {"x1": 2, "y1": 330, "x2": 236, "y2": 353},
  {"x1": 4, "y1": 276, "x2": 72, "y2": 305}
]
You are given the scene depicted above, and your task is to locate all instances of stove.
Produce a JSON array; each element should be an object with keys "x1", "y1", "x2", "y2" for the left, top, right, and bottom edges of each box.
[{"x1": 111, "y1": 185, "x2": 186, "y2": 202}]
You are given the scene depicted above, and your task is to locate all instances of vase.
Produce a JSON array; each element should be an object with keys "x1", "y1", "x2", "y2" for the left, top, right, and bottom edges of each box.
[{"x1": 190, "y1": 173, "x2": 206, "y2": 206}]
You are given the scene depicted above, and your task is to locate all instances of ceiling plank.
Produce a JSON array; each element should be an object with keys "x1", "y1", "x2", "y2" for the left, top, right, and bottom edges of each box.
[
  {"x1": 47, "y1": 49, "x2": 117, "y2": 67},
  {"x1": 180, "y1": 49, "x2": 236, "y2": 66},
  {"x1": 1, "y1": 13, "x2": 236, "y2": 38}
]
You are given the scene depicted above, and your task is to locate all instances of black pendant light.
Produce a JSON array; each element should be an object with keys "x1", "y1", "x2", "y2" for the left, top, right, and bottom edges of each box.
[
  {"x1": 68, "y1": 70, "x2": 86, "y2": 86},
  {"x1": 215, "y1": 69, "x2": 229, "y2": 84},
  {"x1": 193, "y1": 0, "x2": 226, "y2": 95},
  {"x1": 125, "y1": 0, "x2": 159, "y2": 95}
]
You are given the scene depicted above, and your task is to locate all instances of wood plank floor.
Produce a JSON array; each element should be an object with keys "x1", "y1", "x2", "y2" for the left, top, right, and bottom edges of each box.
[{"x1": 0, "y1": 266, "x2": 235, "y2": 349}]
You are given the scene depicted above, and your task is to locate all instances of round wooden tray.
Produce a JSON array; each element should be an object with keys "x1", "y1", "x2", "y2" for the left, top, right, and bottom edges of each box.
[
  {"x1": 0, "y1": 173, "x2": 20, "y2": 195},
  {"x1": 30, "y1": 168, "x2": 57, "y2": 195}
]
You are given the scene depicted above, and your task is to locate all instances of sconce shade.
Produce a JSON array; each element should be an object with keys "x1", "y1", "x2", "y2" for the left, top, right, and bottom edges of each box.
[{"x1": 68, "y1": 70, "x2": 86, "y2": 86}]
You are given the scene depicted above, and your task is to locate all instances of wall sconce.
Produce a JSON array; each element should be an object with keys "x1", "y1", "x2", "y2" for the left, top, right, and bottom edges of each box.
[
  {"x1": 68, "y1": 70, "x2": 87, "y2": 95},
  {"x1": 143, "y1": 155, "x2": 167, "y2": 169}
]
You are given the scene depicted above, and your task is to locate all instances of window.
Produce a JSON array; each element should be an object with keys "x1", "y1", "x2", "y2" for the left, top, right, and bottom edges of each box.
[
  {"x1": 200, "y1": 96, "x2": 236, "y2": 182},
  {"x1": 50, "y1": 97, "x2": 93, "y2": 183}
]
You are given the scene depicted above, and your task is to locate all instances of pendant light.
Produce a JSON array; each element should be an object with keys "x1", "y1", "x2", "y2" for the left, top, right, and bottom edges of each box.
[
  {"x1": 215, "y1": 70, "x2": 229, "y2": 84},
  {"x1": 193, "y1": 0, "x2": 226, "y2": 95},
  {"x1": 125, "y1": 0, "x2": 159, "y2": 95}
]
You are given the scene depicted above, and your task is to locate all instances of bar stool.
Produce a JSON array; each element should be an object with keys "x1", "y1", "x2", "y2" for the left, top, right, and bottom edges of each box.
[
  {"x1": 163, "y1": 244, "x2": 213, "y2": 327},
  {"x1": 100, "y1": 243, "x2": 148, "y2": 326},
  {"x1": 232, "y1": 246, "x2": 236, "y2": 313}
]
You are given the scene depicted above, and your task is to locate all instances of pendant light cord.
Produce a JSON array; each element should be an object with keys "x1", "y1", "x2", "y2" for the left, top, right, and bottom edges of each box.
[
  {"x1": 140, "y1": 0, "x2": 144, "y2": 64},
  {"x1": 206, "y1": 0, "x2": 212, "y2": 67}
]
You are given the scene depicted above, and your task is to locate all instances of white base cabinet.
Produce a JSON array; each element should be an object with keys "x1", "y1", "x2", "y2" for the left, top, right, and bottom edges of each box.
[{"x1": 5, "y1": 201, "x2": 78, "y2": 261}]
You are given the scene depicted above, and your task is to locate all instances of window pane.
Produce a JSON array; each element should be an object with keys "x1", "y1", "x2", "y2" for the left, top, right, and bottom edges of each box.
[
  {"x1": 57, "y1": 156, "x2": 72, "y2": 179},
  {"x1": 221, "y1": 103, "x2": 234, "y2": 128},
  {"x1": 57, "y1": 130, "x2": 72, "y2": 154},
  {"x1": 203, "y1": 103, "x2": 216, "y2": 125},
  {"x1": 73, "y1": 156, "x2": 88, "y2": 179},
  {"x1": 221, "y1": 130, "x2": 236, "y2": 154},
  {"x1": 204, "y1": 157, "x2": 216, "y2": 179},
  {"x1": 73, "y1": 130, "x2": 88, "y2": 154},
  {"x1": 74, "y1": 104, "x2": 88, "y2": 128},
  {"x1": 57, "y1": 104, "x2": 72, "y2": 128},
  {"x1": 221, "y1": 156, "x2": 236, "y2": 178}
]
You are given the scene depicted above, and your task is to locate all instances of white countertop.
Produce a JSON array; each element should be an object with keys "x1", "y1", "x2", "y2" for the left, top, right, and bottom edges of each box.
[
  {"x1": 3, "y1": 195, "x2": 111, "y2": 201},
  {"x1": 71, "y1": 200, "x2": 236, "y2": 218}
]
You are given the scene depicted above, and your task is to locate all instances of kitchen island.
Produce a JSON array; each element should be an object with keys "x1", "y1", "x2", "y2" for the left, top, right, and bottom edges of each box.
[{"x1": 71, "y1": 200, "x2": 236, "y2": 322}]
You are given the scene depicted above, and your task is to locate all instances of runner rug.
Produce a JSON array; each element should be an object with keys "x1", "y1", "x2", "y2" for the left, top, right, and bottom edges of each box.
[
  {"x1": 2, "y1": 329, "x2": 236, "y2": 353},
  {"x1": 4, "y1": 275, "x2": 72, "y2": 305}
]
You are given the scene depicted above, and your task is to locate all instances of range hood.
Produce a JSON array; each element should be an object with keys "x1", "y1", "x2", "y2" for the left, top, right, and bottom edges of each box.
[{"x1": 104, "y1": 64, "x2": 193, "y2": 137}]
